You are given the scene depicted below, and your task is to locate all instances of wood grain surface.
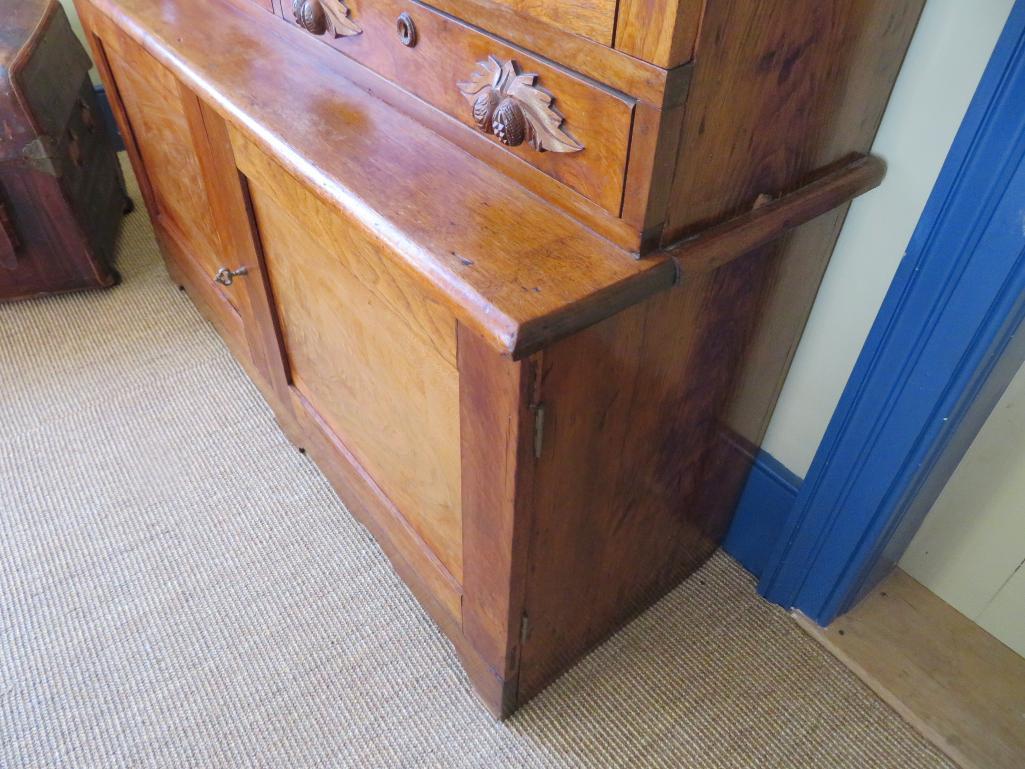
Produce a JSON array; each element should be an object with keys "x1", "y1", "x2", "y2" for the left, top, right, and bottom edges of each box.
[
  {"x1": 246, "y1": 157, "x2": 465, "y2": 583},
  {"x1": 87, "y1": 0, "x2": 677, "y2": 358},
  {"x1": 458, "y1": 324, "x2": 539, "y2": 716},
  {"x1": 663, "y1": 0, "x2": 924, "y2": 243},
  {"x1": 100, "y1": 32, "x2": 227, "y2": 299},
  {"x1": 422, "y1": 0, "x2": 675, "y2": 104},
  {"x1": 799, "y1": 569, "x2": 1025, "y2": 769},
  {"x1": 483, "y1": 0, "x2": 617, "y2": 45},
  {"x1": 614, "y1": 0, "x2": 705, "y2": 68},
  {"x1": 280, "y1": 0, "x2": 636, "y2": 215}
]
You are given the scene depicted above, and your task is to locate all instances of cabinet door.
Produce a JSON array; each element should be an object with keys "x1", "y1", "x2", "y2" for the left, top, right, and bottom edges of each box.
[
  {"x1": 99, "y1": 32, "x2": 235, "y2": 311},
  {"x1": 232, "y1": 133, "x2": 465, "y2": 592}
]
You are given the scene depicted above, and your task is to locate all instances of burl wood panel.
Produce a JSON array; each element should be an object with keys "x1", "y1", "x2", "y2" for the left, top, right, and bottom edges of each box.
[
  {"x1": 241, "y1": 144, "x2": 464, "y2": 584},
  {"x1": 99, "y1": 32, "x2": 228, "y2": 303},
  {"x1": 213, "y1": 130, "x2": 466, "y2": 628},
  {"x1": 285, "y1": 0, "x2": 636, "y2": 216}
]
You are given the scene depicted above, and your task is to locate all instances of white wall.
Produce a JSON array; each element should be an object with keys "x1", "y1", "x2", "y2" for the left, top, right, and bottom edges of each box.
[
  {"x1": 762, "y1": 0, "x2": 1016, "y2": 477},
  {"x1": 900, "y1": 361, "x2": 1025, "y2": 657},
  {"x1": 58, "y1": 0, "x2": 99, "y2": 82},
  {"x1": 59, "y1": 0, "x2": 87, "y2": 43}
]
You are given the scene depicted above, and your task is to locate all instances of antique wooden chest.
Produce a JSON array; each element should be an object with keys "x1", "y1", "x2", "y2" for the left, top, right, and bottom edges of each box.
[
  {"x1": 0, "y1": 0, "x2": 128, "y2": 301},
  {"x1": 73, "y1": 0, "x2": 923, "y2": 716}
]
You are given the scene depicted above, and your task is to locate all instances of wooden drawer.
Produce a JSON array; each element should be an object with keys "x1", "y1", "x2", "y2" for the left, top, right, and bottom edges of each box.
[
  {"x1": 484, "y1": 0, "x2": 616, "y2": 46},
  {"x1": 279, "y1": 0, "x2": 635, "y2": 216}
]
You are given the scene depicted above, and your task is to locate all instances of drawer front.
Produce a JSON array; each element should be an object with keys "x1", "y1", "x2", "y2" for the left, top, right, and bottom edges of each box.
[
  {"x1": 484, "y1": 0, "x2": 617, "y2": 46},
  {"x1": 238, "y1": 141, "x2": 465, "y2": 583},
  {"x1": 281, "y1": 0, "x2": 635, "y2": 216}
]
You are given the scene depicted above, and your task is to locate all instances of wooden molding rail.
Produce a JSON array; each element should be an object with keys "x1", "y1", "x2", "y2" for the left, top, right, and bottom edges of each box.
[{"x1": 665, "y1": 154, "x2": 887, "y2": 277}]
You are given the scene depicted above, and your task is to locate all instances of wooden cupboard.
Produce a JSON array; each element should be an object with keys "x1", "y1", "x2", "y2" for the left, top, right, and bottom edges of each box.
[{"x1": 75, "y1": 0, "x2": 923, "y2": 717}]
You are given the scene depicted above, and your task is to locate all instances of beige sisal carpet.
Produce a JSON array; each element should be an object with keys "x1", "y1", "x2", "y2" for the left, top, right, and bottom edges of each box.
[{"x1": 0, "y1": 163, "x2": 955, "y2": 768}]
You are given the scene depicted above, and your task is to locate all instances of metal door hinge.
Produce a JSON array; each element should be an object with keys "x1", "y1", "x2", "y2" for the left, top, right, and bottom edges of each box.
[{"x1": 531, "y1": 403, "x2": 545, "y2": 459}]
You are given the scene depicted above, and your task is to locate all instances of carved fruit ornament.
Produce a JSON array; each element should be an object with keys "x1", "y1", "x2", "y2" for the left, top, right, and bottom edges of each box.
[
  {"x1": 292, "y1": 0, "x2": 361, "y2": 37},
  {"x1": 457, "y1": 57, "x2": 583, "y2": 153}
]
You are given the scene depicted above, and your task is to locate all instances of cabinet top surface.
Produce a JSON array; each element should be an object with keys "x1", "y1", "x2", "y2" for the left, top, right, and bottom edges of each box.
[{"x1": 90, "y1": 0, "x2": 677, "y2": 357}]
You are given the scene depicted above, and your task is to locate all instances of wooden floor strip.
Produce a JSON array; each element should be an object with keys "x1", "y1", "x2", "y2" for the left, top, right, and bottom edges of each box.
[{"x1": 795, "y1": 568, "x2": 1025, "y2": 769}]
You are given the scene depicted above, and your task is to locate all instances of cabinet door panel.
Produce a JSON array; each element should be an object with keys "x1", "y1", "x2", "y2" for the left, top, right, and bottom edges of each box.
[
  {"x1": 244, "y1": 164, "x2": 464, "y2": 583},
  {"x1": 102, "y1": 36, "x2": 233, "y2": 308}
]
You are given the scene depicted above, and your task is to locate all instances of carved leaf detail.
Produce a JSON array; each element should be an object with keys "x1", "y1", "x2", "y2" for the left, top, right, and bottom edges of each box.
[
  {"x1": 321, "y1": 0, "x2": 361, "y2": 37},
  {"x1": 507, "y1": 74, "x2": 582, "y2": 153},
  {"x1": 457, "y1": 56, "x2": 503, "y2": 98},
  {"x1": 457, "y1": 57, "x2": 583, "y2": 154}
]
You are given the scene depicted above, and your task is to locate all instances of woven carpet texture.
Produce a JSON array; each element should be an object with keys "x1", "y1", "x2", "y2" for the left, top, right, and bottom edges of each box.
[{"x1": 0, "y1": 163, "x2": 956, "y2": 768}]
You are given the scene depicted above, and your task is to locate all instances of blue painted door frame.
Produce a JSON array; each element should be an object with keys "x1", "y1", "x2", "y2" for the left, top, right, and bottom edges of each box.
[{"x1": 755, "y1": 0, "x2": 1025, "y2": 626}]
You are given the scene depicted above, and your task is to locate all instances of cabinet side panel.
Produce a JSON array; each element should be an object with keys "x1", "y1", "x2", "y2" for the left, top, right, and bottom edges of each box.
[
  {"x1": 519, "y1": 203, "x2": 853, "y2": 699},
  {"x1": 664, "y1": 0, "x2": 924, "y2": 242},
  {"x1": 519, "y1": 290, "x2": 708, "y2": 699}
]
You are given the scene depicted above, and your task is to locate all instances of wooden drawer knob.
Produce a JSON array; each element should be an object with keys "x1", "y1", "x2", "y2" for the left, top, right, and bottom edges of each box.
[
  {"x1": 291, "y1": 0, "x2": 361, "y2": 38},
  {"x1": 458, "y1": 57, "x2": 582, "y2": 154}
]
